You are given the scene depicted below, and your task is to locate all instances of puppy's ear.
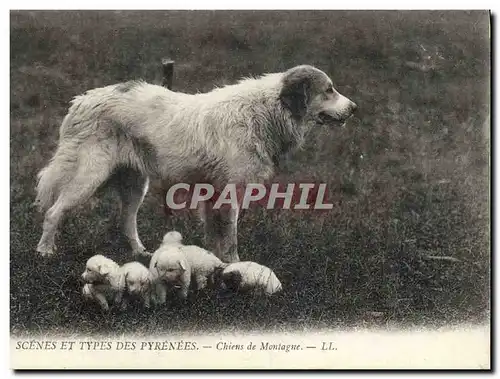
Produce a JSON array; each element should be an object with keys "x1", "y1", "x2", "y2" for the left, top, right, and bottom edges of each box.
[
  {"x1": 280, "y1": 68, "x2": 312, "y2": 119},
  {"x1": 222, "y1": 271, "x2": 243, "y2": 291},
  {"x1": 178, "y1": 260, "x2": 187, "y2": 272},
  {"x1": 209, "y1": 266, "x2": 225, "y2": 288},
  {"x1": 98, "y1": 264, "x2": 111, "y2": 276}
]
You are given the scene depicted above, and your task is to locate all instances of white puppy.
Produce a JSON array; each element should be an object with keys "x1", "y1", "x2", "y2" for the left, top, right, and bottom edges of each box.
[
  {"x1": 150, "y1": 232, "x2": 226, "y2": 303},
  {"x1": 213, "y1": 261, "x2": 283, "y2": 296},
  {"x1": 81, "y1": 255, "x2": 152, "y2": 310},
  {"x1": 161, "y1": 231, "x2": 183, "y2": 246},
  {"x1": 119, "y1": 262, "x2": 153, "y2": 309}
]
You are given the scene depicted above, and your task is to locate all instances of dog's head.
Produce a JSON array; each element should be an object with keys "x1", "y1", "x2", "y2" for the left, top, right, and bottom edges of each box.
[
  {"x1": 207, "y1": 265, "x2": 228, "y2": 289},
  {"x1": 161, "y1": 231, "x2": 183, "y2": 246},
  {"x1": 81, "y1": 255, "x2": 118, "y2": 283},
  {"x1": 221, "y1": 270, "x2": 244, "y2": 291},
  {"x1": 124, "y1": 266, "x2": 152, "y2": 295},
  {"x1": 208, "y1": 266, "x2": 243, "y2": 292},
  {"x1": 154, "y1": 249, "x2": 187, "y2": 287},
  {"x1": 279, "y1": 65, "x2": 357, "y2": 127}
]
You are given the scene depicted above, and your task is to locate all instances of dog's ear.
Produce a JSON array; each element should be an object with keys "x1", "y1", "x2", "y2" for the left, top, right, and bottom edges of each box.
[
  {"x1": 98, "y1": 264, "x2": 111, "y2": 276},
  {"x1": 163, "y1": 231, "x2": 183, "y2": 245},
  {"x1": 178, "y1": 260, "x2": 186, "y2": 272},
  {"x1": 280, "y1": 68, "x2": 312, "y2": 119},
  {"x1": 138, "y1": 274, "x2": 148, "y2": 287},
  {"x1": 222, "y1": 271, "x2": 243, "y2": 291},
  {"x1": 209, "y1": 266, "x2": 225, "y2": 288}
]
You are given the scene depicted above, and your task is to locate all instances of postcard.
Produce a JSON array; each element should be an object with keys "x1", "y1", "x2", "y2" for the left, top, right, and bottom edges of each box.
[{"x1": 9, "y1": 9, "x2": 490, "y2": 370}]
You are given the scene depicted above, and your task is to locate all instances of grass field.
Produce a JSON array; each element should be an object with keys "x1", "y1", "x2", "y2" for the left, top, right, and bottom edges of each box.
[{"x1": 10, "y1": 10, "x2": 490, "y2": 335}]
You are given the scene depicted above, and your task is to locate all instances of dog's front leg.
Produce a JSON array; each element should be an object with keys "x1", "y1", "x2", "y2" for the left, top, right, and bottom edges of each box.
[
  {"x1": 202, "y1": 204, "x2": 240, "y2": 263},
  {"x1": 216, "y1": 206, "x2": 240, "y2": 263},
  {"x1": 154, "y1": 282, "x2": 167, "y2": 305},
  {"x1": 114, "y1": 290, "x2": 125, "y2": 309},
  {"x1": 177, "y1": 270, "x2": 191, "y2": 300},
  {"x1": 194, "y1": 275, "x2": 208, "y2": 291},
  {"x1": 142, "y1": 288, "x2": 151, "y2": 309},
  {"x1": 94, "y1": 292, "x2": 110, "y2": 311},
  {"x1": 119, "y1": 296, "x2": 129, "y2": 311}
]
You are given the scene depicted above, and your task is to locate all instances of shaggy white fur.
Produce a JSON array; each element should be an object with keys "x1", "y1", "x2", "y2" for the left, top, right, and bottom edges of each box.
[
  {"x1": 149, "y1": 232, "x2": 226, "y2": 303},
  {"x1": 81, "y1": 255, "x2": 152, "y2": 310},
  {"x1": 35, "y1": 65, "x2": 356, "y2": 263}
]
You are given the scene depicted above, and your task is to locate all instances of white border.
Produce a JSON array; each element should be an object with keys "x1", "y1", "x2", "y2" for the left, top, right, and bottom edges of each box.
[
  {"x1": 3, "y1": 2, "x2": 497, "y2": 10},
  {"x1": 4, "y1": 3, "x2": 495, "y2": 377}
]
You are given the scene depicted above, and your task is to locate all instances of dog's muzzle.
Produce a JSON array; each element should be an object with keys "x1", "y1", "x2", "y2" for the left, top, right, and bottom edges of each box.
[
  {"x1": 318, "y1": 113, "x2": 349, "y2": 126},
  {"x1": 318, "y1": 103, "x2": 357, "y2": 127}
]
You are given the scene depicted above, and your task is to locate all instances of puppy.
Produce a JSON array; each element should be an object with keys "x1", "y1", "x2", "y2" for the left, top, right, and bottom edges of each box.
[
  {"x1": 212, "y1": 261, "x2": 283, "y2": 296},
  {"x1": 161, "y1": 230, "x2": 183, "y2": 246},
  {"x1": 81, "y1": 255, "x2": 121, "y2": 311},
  {"x1": 81, "y1": 255, "x2": 152, "y2": 310},
  {"x1": 119, "y1": 262, "x2": 154, "y2": 309},
  {"x1": 149, "y1": 232, "x2": 226, "y2": 303}
]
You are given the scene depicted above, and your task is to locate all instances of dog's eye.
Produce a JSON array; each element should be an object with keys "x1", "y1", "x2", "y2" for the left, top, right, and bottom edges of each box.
[{"x1": 326, "y1": 86, "x2": 334, "y2": 94}]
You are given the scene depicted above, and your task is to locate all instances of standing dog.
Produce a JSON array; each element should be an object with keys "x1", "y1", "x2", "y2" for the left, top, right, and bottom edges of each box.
[{"x1": 35, "y1": 65, "x2": 357, "y2": 262}]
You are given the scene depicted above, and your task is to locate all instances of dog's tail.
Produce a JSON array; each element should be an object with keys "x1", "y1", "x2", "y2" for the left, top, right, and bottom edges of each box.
[
  {"x1": 34, "y1": 143, "x2": 77, "y2": 212},
  {"x1": 34, "y1": 160, "x2": 60, "y2": 212},
  {"x1": 34, "y1": 88, "x2": 114, "y2": 213}
]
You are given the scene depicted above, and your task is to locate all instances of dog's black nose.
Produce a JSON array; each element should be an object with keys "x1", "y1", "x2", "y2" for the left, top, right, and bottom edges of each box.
[{"x1": 350, "y1": 102, "x2": 358, "y2": 113}]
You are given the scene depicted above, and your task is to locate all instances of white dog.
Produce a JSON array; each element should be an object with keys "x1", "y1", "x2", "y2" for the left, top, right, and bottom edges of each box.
[
  {"x1": 35, "y1": 65, "x2": 357, "y2": 262},
  {"x1": 161, "y1": 230, "x2": 183, "y2": 246},
  {"x1": 118, "y1": 261, "x2": 153, "y2": 309},
  {"x1": 212, "y1": 261, "x2": 283, "y2": 296},
  {"x1": 81, "y1": 255, "x2": 152, "y2": 310},
  {"x1": 149, "y1": 232, "x2": 226, "y2": 303}
]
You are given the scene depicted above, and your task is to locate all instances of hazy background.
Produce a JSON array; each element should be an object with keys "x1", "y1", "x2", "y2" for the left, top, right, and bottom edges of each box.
[{"x1": 10, "y1": 10, "x2": 490, "y2": 334}]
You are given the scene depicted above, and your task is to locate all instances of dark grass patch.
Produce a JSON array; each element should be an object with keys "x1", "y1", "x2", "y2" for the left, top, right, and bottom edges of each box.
[{"x1": 10, "y1": 10, "x2": 490, "y2": 335}]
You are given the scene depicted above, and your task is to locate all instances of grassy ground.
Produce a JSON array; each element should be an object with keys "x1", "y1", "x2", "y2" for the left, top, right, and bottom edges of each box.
[{"x1": 10, "y1": 10, "x2": 490, "y2": 335}]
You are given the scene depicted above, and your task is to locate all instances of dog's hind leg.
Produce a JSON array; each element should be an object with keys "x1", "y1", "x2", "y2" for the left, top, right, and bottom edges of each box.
[
  {"x1": 36, "y1": 144, "x2": 115, "y2": 257},
  {"x1": 113, "y1": 168, "x2": 149, "y2": 257}
]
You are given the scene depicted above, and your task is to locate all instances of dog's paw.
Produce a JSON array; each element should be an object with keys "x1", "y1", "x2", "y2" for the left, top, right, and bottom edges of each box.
[
  {"x1": 152, "y1": 297, "x2": 166, "y2": 306},
  {"x1": 36, "y1": 244, "x2": 56, "y2": 257},
  {"x1": 100, "y1": 304, "x2": 110, "y2": 312},
  {"x1": 223, "y1": 254, "x2": 240, "y2": 264},
  {"x1": 132, "y1": 248, "x2": 152, "y2": 258}
]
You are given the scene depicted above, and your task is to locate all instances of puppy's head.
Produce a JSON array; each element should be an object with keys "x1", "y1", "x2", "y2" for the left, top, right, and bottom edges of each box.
[
  {"x1": 279, "y1": 65, "x2": 357, "y2": 127},
  {"x1": 81, "y1": 255, "x2": 117, "y2": 283},
  {"x1": 161, "y1": 231, "x2": 183, "y2": 246},
  {"x1": 207, "y1": 265, "x2": 227, "y2": 289},
  {"x1": 220, "y1": 270, "x2": 244, "y2": 292},
  {"x1": 154, "y1": 252, "x2": 187, "y2": 287},
  {"x1": 125, "y1": 269, "x2": 151, "y2": 295}
]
